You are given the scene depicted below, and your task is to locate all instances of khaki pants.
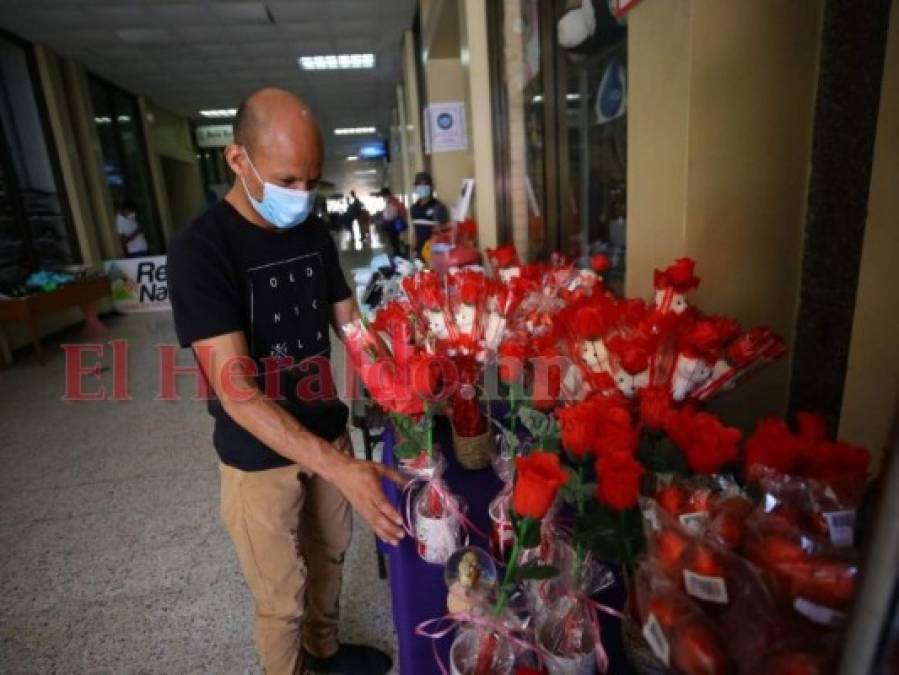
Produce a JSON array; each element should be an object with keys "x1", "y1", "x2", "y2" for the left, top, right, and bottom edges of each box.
[{"x1": 219, "y1": 434, "x2": 354, "y2": 675}]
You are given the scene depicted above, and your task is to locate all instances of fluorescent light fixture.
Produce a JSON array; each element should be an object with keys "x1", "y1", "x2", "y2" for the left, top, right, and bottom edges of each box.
[
  {"x1": 354, "y1": 169, "x2": 377, "y2": 175},
  {"x1": 566, "y1": 93, "x2": 581, "y2": 101},
  {"x1": 117, "y1": 114, "x2": 131, "y2": 123},
  {"x1": 94, "y1": 116, "x2": 112, "y2": 124},
  {"x1": 298, "y1": 53, "x2": 375, "y2": 71},
  {"x1": 532, "y1": 95, "x2": 543, "y2": 103},
  {"x1": 334, "y1": 126, "x2": 376, "y2": 135},
  {"x1": 199, "y1": 108, "x2": 237, "y2": 118},
  {"x1": 346, "y1": 155, "x2": 359, "y2": 161}
]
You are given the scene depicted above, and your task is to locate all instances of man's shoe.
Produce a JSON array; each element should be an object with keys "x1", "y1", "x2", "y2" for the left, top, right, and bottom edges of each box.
[{"x1": 304, "y1": 643, "x2": 393, "y2": 675}]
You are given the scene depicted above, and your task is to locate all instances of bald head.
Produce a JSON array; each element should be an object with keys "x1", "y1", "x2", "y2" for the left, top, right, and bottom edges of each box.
[
  {"x1": 233, "y1": 87, "x2": 319, "y2": 152},
  {"x1": 225, "y1": 87, "x2": 324, "y2": 211}
]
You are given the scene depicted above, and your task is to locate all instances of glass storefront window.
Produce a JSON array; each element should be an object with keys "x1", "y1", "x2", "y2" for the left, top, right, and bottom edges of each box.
[
  {"x1": 89, "y1": 76, "x2": 164, "y2": 254},
  {"x1": 0, "y1": 34, "x2": 78, "y2": 278}
]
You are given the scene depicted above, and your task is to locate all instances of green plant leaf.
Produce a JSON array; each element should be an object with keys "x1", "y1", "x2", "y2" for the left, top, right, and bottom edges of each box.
[
  {"x1": 393, "y1": 440, "x2": 420, "y2": 460},
  {"x1": 517, "y1": 407, "x2": 549, "y2": 441},
  {"x1": 512, "y1": 562, "x2": 560, "y2": 581}
]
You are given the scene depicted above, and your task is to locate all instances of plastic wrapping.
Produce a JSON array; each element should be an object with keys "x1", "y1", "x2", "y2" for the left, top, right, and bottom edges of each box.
[
  {"x1": 414, "y1": 481, "x2": 469, "y2": 564},
  {"x1": 450, "y1": 625, "x2": 516, "y2": 675}
]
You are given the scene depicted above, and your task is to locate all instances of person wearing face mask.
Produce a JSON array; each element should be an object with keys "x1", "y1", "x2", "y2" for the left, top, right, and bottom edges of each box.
[
  {"x1": 167, "y1": 88, "x2": 401, "y2": 675},
  {"x1": 409, "y1": 171, "x2": 449, "y2": 260}
]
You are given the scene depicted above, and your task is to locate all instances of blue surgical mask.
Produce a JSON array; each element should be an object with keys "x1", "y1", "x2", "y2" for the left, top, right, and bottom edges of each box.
[
  {"x1": 241, "y1": 150, "x2": 314, "y2": 229},
  {"x1": 414, "y1": 185, "x2": 432, "y2": 202}
]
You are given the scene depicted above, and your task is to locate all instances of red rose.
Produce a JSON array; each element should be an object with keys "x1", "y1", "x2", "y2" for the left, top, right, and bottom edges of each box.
[
  {"x1": 639, "y1": 386, "x2": 672, "y2": 430},
  {"x1": 654, "y1": 257, "x2": 700, "y2": 293},
  {"x1": 607, "y1": 334, "x2": 651, "y2": 375},
  {"x1": 556, "y1": 402, "x2": 597, "y2": 461},
  {"x1": 794, "y1": 411, "x2": 828, "y2": 445},
  {"x1": 591, "y1": 254, "x2": 610, "y2": 273},
  {"x1": 678, "y1": 318, "x2": 723, "y2": 362},
  {"x1": 593, "y1": 402, "x2": 638, "y2": 457},
  {"x1": 487, "y1": 244, "x2": 519, "y2": 268},
  {"x1": 571, "y1": 303, "x2": 606, "y2": 339},
  {"x1": 664, "y1": 409, "x2": 741, "y2": 474},
  {"x1": 513, "y1": 452, "x2": 569, "y2": 520},
  {"x1": 595, "y1": 452, "x2": 644, "y2": 511},
  {"x1": 363, "y1": 360, "x2": 425, "y2": 417},
  {"x1": 498, "y1": 340, "x2": 527, "y2": 384},
  {"x1": 801, "y1": 440, "x2": 870, "y2": 485},
  {"x1": 408, "y1": 354, "x2": 444, "y2": 401},
  {"x1": 743, "y1": 418, "x2": 802, "y2": 476}
]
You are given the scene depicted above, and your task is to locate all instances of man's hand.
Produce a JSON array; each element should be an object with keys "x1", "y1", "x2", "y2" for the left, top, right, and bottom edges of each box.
[{"x1": 331, "y1": 455, "x2": 407, "y2": 546}]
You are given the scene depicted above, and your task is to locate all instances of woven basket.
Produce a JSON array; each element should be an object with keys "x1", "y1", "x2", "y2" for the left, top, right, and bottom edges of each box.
[
  {"x1": 621, "y1": 615, "x2": 668, "y2": 675},
  {"x1": 451, "y1": 425, "x2": 494, "y2": 470}
]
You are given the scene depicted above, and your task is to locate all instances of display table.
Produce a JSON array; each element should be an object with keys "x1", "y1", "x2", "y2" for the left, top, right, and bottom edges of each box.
[
  {"x1": 380, "y1": 416, "x2": 631, "y2": 674},
  {"x1": 0, "y1": 276, "x2": 111, "y2": 366}
]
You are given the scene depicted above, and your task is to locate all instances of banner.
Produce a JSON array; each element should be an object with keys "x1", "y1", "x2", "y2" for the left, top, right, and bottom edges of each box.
[{"x1": 104, "y1": 255, "x2": 170, "y2": 313}]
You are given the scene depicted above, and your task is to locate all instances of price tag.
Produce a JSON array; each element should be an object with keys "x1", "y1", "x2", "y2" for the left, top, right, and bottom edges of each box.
[
  {"x1": 823, "y1": 510, "x2": 856, "y2": 548},
  {"x1": 678, "y1": 511, "x2": 709, "y2": 534},
  {"x1": 642, "y1": 613, "x2": 670, "y2": 666},
  {"x1": 794, "y1": 597, "x2": 846, "y2": 627},
  {"x1": 683, "y1": 569, "x2": 728, "y2": 604}
]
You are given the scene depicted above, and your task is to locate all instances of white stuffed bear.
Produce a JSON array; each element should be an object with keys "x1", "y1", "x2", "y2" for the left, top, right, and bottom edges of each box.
[
  {"x1": 615, "y1": 368, "x2": 649, "y2": 398},
  {"x1": 670, "y1": 353, "x2": 714, "y2": 401}
]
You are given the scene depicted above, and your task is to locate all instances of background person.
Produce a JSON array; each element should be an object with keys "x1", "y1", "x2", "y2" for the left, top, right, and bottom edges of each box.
[
  {"x1": 409, "y1": 171, "x2": 449, "y2": 259},
  {"x1": 168, "y1": 88, "x2": 401, "y2": 675},
  {"x1": 115, "y1": 198, "x2": 149, "y2": 258},
  {"x1": 378, "y1": 186, "x2": 407, "y2": 257}
]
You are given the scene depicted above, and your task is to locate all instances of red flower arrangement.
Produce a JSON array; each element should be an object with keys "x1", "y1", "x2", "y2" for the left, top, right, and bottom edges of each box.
[{"x1": 513, "y1": 452, "x2": 569, "y2": 520}]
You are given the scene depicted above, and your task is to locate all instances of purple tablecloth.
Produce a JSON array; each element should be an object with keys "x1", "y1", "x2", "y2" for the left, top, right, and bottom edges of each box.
[{"x1": 380, "y1": 415, "x2": 632, "y2": 674}]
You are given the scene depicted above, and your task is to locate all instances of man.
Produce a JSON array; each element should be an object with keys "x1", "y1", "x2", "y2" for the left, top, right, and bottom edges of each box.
[
  {"x1": 168, "y1": 88, "x2": 403, "y2": 675},
  {"x1": 378, "y1": 186, "x2": 407, "y2": 257},
  {"x1": 115, "y1": 198, "x2": 149, "y2": 257},
  {"x1": 409, "y1": 171, "x2": 449, "y2": 259}
]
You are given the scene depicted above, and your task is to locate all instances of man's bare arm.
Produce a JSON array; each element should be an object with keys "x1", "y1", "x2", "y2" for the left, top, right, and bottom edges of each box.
[
  {"x1": 192, "y1": 330, "x2": 405, "y2": 545},
  {"x1": 330, "y1": 295, "x2": 360, "y2": 340}
]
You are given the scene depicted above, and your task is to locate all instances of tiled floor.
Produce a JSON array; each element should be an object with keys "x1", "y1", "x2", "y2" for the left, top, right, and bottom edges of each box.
[{"x1": 0, "y1": 229, "x2": 399, "y2": 674}]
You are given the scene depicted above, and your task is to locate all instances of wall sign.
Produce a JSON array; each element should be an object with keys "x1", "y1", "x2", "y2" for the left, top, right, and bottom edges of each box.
[
  {"x1": 104, "y1": 256, "x2": 170, "y2": 313},
  {"x1": 195, "y1": 124, "x2": 234, "y2": 148},
  {"x1": 423, "y1": 102, "x2": 467, "y2": 154}
]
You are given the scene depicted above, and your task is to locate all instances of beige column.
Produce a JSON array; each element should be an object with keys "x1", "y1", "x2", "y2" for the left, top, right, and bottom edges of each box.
[
  {"x1": 626, "y1": 0, "x2": 824, "y2": 426},
  {"x1": 402, "y1": 30, "x2": 425, "y2": 179},
  {"x1": 424, "y1": 57, "x2": 473, "y2": 205},
  {"x1": 838, "y1": 3, "x2": 899, "y2": 468},
  {"x1": 461, "y1": 0, "x2": 498, "y2": 249},
  {"x1": 138, "y1": 96, "x2": 175, "y2": 243}
]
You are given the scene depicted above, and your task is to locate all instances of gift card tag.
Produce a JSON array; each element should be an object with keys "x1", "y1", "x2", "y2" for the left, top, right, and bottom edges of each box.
[
  {"x1": 683, "y1": 569, "x2": 728, "y2": 604},
  {"x1": 823, "y1": 510, "x2": 856, "y2": 548},
  {"x1": 794, "y1": 597, "x2": 846, "y2": 627},
  {"x1": 678, "y1": 511, "x2": 709, "y2": 535},
  {"x1": 642, "y1": 613, "x2": 670, "y2": 666}
]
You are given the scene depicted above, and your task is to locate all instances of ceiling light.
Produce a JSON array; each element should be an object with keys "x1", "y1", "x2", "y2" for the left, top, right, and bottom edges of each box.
[
  {"x1": 334, "y1": 126, "x2": 376, "y2": 135},
  {"x1": 354, "y1": 169, "x2": 377, "y2": 175},
  {"x1": 566, "y1": 93, "x2": 581, "y2": 101},
  {"x1": 94, "y1": 116, "x2": 111, "y2": 124},
  {"x1": 299, "y1": 53, "x2": 375, "y2": 70},
  {"x1": 199, "y1": 109, "x2": 237, "y2": 118},
  {"x1": 346, "y1": 155, "x2": 358, "y2": 161}
]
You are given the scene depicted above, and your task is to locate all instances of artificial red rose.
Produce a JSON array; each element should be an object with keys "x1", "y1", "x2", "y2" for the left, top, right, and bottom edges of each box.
[
  {"x1": 743, "y1": 418, "x2": 802, "y2": 476},
  {"x1": 801, "y1": 440, "x2": 870, "y2": 485},
  {"x1": 532, "y1": 348, "x2": 563, "y2": 411},
  {"x1": 512, "y1": 452, "x2": 569, "y2": 520},
  {"x1": 654, "y1": 257, "x2": 700, "y2": 293},
  {"x1": 638, "y1": 386, "x2": 672, "y2": 430},
  {"x1": 593, "y1": 402, "x2": 638, "y2": 457},
  {"x1": 455, "y1": 269, "x2": 486, "y2": 306},
  {"x1": 572, "y1": 303, "x2": 606, "y2": 339},
  {"x1": 710, "y1": 315, "x2": 742, "y2": 344},
  {"x1": 654, "y1": 528, "x2": 689, "y2": 576},
  {"x1": 794, "y1": 411, "x2": 828, "y2": 445},
  {"x1": 363, "y1": 360, "x2": 424, "y2": 417},
  {"x1": 487, "y1": 244, "x2": 519, "y2": 268},
  {"x1": 664, "y1": 409, "x2": 741, "y2": 474},
  {"x1": 607, "y1": 334, "x2": 651, "y2": 375},
  {"x1": 726, "y1": 326, "x2": 783, "y2": 368},
  {"x1": 595, "y1": 452, "x2": 644, "y2": 511},
  {"x1": 498, "y1": 340, "x2": 527, "y2": 384},
  {"x1": 591, "y1": 254, "x2": 610, "y2": 273},
  {"x1": 678, "y1": 318, "x2": 723, "y2": 362},
  {"x1": 556, "y1": 402, "x2": 597, "y2": 461}
]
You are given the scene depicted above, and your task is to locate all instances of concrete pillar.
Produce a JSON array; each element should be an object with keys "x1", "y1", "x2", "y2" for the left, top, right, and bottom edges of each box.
[{"x1": 626, "y1": 0, "x2": 824, "y2": 426}]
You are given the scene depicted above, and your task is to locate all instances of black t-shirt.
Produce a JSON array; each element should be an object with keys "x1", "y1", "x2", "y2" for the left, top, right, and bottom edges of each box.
[{"x1": 168, "y1": 200, "x2": 352, "y2": 471}]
